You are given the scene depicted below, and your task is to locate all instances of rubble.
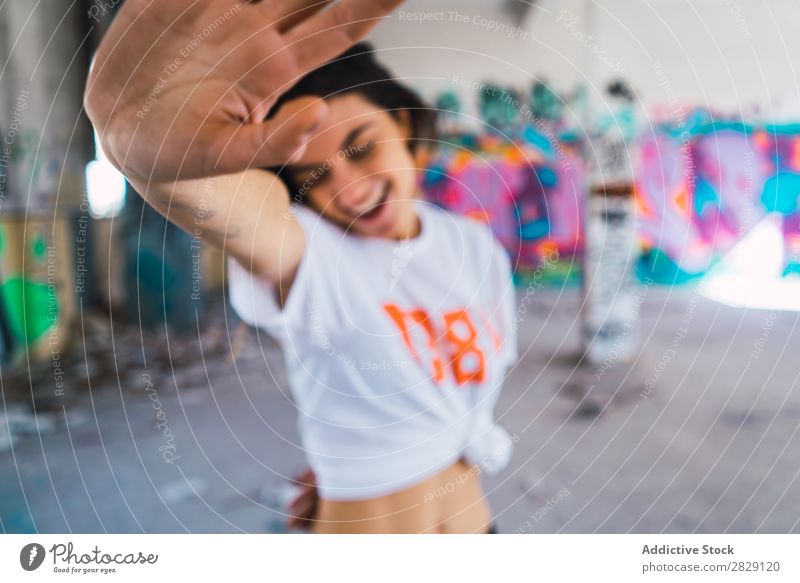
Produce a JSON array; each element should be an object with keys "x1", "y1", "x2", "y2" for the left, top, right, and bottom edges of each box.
[{"x1": 0, "y1": 294, "x2": 244, "y2": 449}]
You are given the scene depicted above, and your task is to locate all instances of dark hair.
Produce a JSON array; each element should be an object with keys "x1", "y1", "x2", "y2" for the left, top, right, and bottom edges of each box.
[{"x1": 269, "y1": 43, "x2": 437, "y2": 198}]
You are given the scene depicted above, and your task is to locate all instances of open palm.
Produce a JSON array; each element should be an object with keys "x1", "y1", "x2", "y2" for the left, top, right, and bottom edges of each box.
[{"x1": 85, "y1": 0, "x2": 403, "y2": 182}]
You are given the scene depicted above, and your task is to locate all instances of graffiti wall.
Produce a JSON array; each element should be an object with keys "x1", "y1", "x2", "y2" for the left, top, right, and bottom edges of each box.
[
  {"x1": 422, "y1": 106, "x2": 800, "y2": 286},
  {"x1": 637, "y1": 117, "x2": 800, "y2": 283},
  {"x1": 422, "y1": 133, "x2": 584, "y2": 286}
]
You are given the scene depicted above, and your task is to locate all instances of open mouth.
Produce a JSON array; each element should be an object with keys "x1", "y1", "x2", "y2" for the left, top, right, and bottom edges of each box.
[{"x1": 355, "y1": 182, "x2": 391, "y2": 222}]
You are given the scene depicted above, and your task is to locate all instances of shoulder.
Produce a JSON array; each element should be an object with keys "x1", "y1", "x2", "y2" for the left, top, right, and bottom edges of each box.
[
  {"x1": 423, "y1": 204, "x2": 512, "y2": 278},
  {"x1": 438, "y1": 207, "x2": 503, "y2": 262},
  {"x1": 290, "y1": 203, "x2": 325, "y2": 232},
  {"x1": 290, "y1": 204, "x2": 347, "y2": 247},
  {"x1": 424, "y1": 204, "x2": 496, "y2": 246}
]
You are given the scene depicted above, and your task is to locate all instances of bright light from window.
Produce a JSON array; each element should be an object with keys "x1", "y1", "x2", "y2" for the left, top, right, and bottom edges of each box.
[
  {"x1": 700, "y1": 214, "x2": 800, "y2": 311},
  {"x1": 85, "y1": 132, "x2": 125, "y2": 218}
]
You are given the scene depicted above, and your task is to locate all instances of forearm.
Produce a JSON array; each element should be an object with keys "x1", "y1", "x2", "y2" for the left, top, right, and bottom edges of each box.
[{"x1": 129, "y1": 169, "x2": 302, "y2": 280}]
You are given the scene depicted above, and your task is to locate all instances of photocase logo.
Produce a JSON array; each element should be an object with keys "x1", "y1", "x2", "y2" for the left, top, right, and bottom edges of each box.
[{"x1": 20, "y1": 543, "x2": 46, "y2": 571}]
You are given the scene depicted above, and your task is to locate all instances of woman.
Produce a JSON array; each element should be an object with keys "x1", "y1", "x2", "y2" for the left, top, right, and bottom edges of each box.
[
  {"x1": 228, "y1": 44, "x2": 518, "y2": 533},
  {"x1": 85, "y1": 0, "x2": 517, "y2": 534}
]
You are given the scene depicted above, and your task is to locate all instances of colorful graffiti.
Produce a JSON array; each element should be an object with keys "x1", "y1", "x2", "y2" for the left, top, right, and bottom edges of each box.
[
  {"x1": 422, "y1": 106, "x2": 800, "y2": 286},
  {"x1": 0, "y1": 219, "x2": 76, "y2": 365},
  {"x1": 636, "y1": 115, "x2": 800, "y2": 282},
  {"x1": 422, "y1": 133, "x2": 584, "y2": 285}
]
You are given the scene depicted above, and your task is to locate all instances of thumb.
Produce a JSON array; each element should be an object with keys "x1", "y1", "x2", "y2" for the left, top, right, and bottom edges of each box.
[{"x1": 209, "y1": 96, "x2": 328, "y2": 174}]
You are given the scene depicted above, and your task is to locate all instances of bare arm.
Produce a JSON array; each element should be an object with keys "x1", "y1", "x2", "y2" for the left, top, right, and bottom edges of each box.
[
  {"x1": 129, "y1": 169, "x2": 304, "y2": 285},
  {"x1": 84, "y1": 0, "x2": 403, "y2": 286}
]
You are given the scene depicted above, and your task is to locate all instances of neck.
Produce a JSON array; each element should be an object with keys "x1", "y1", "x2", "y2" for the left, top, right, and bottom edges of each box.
[{"x1": 393, "y1": 203, "x2": 422, "y2": 241}]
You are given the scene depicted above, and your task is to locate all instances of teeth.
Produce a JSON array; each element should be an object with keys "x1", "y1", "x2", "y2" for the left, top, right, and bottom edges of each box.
[
  {"x1": 357, "y1": 200, "x2": 379, "y2": 215},
  {"x1": 356, "y1": 189, "x2": 386, "y2": 216}
]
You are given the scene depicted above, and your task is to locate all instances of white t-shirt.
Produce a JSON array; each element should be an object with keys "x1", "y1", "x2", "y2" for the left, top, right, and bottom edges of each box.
[{"x1": 228, "y1": 199, "x2": 518, "y2": 501}]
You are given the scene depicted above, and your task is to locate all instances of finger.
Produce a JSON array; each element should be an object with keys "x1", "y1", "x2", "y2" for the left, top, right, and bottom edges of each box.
[
  {"x1": 288, "y1": 482, "x2": 315, "y2": 501},
  {"x1": 287, "y1": 481, "x2": 318, "y2": 515},
  {"x1": 287, "y1": 500, "x2": 316, "y2": 527},
  {"x1": 287, "y1": 495, "x2": 318, "y2": 527},
  {"x1": 277, "y1": 0, "x2": 334, "y2": 33},
  {"x1": 286, "y1": 510, "x2": 315, "y2": 530},
  {"x1": 285, "y1": 516, "x2": 306, "y2": 530},
  {"x1": 290, "y1": 468, "x2": 316, "y2": 486},
  {"x1": 248, "y1": 0, "x2": 334, "y2": 33},
  {"x1": 288, "y1": 491, "x2": 316, "y2": 516},
  {"x1": 208, "y1": 96, "x2": 328, "y2": 173},
  {"x1": 284, "y1": 0, "x2": 405, "y2": 70}
]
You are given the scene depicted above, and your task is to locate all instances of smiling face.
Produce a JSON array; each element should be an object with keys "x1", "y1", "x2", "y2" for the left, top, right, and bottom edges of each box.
[{"x1": 286, "y1": 94, "x2": 422, "y2": 240}]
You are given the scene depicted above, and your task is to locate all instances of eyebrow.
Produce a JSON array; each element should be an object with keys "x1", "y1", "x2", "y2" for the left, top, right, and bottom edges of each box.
[{"x1": 289, "y1": 122, "x2": 374, "y2": 173}]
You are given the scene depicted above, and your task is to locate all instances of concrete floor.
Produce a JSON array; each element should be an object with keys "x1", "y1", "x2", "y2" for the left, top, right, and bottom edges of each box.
[{"x1": 1, "y1": 286, "x2": 799, "y2": 533}]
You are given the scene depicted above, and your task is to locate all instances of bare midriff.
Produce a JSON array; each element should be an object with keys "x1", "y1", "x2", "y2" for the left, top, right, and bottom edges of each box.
[{"x1": 311, "y1": 459, "x2": 492, "y2": 534}]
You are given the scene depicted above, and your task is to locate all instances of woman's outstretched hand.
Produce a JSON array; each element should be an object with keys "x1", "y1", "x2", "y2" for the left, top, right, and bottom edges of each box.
[{"x1": 85, "y1": 0, "x2": 404, "y2": 183}]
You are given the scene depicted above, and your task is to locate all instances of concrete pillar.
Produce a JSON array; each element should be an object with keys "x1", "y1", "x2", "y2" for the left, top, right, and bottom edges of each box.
[
  {"x1": 0, "y1": 1, "x2": 93, "y2": 386},
  {"x1": 574, "y1": 1, "x2": 645, "y2": 414}
]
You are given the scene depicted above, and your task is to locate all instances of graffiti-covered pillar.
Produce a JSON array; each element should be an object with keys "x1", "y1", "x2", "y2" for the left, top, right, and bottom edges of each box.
[
  {"x1": 0, "y1": 2, "x2": 93, "y2": 379},
  {"x1": 573, "y1": 0, "x2": 646, "y2": 413},
  {"x1": 0, "y1": 1, "x2": 92, "y2": 213},
  {"x1": 576, "y1": 79, "x2": 645, "y2": 413},
  {"x1": 581, "y1": 82, "x2": 642, "y2": 368}
]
